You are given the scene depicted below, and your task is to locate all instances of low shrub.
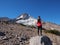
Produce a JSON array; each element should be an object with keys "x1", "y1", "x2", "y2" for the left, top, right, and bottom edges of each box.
[
  {"x1": 44, "y1": 30, "x2": 60, "y2": 36},
  {"x1": 20, "y1": 23, "x2": 26, "y2": 26},
  {"x1": 30, "y1": 25, "x2": 36, "y2": 28}
]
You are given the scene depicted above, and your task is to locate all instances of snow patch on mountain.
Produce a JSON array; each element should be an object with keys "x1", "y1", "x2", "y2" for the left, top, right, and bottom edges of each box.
[{"x1": 16, "y1": 13, "x2": 37, "y2": 26}]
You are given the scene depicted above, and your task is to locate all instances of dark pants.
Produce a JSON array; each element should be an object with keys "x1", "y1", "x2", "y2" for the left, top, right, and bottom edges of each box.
[{"x1": 37, "y1": 26, "x2": 42, "y2": 35}]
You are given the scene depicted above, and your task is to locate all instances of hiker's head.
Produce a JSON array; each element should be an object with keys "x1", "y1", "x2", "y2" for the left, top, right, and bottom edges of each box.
[
  {"x1": 38, "y1": 16, "x2": 40, "y2": 19},
  {"x1": 37, "y1": 16, "x2": 41, "y2": 22}
]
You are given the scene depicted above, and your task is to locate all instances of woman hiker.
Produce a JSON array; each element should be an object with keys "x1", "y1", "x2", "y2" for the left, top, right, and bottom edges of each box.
[{"x1": 37, "y1": 16, "x2": 42, "y2": 36}]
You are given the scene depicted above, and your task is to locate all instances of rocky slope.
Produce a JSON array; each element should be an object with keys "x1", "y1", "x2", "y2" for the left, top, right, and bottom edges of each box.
[
  {"x1": 42, "y1": 22, "x2": 60, "y2": 31},
  {"x1": 0, "y1": 22, "x2": 60, "y2": 45}
]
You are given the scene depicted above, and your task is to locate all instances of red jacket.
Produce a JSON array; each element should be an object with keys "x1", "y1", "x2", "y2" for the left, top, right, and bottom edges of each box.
[{"x1": 37, "y1": 21, "x2": 42, "y2": 27}]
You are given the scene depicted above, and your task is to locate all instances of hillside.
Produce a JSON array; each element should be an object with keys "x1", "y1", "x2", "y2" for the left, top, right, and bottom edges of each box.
[
  {"x1": 16, "y1": 13, "x2": 60, "y2": 31},
  {"x1": 0, "y1": 22, "x2": 60, "y2": 45}
]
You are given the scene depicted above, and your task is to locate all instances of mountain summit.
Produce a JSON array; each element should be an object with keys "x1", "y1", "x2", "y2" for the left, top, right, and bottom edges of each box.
[
  {"x1": 16, "y1": 13, "x2": 37, "y2": 26},
  {"x1": 16, "y1": 13, "x2": 30, "y2": 20}
]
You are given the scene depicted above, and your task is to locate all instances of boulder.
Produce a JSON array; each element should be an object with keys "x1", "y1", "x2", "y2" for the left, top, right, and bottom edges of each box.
[{"x1": 29, "y1": 36, "x2": 52, "y2": 45}]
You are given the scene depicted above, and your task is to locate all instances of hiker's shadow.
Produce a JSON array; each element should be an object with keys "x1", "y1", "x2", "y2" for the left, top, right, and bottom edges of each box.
[
  {"x1": 0, "y1": 32, "x2": 5, "y2": 36},
  {"x1": 41, "y1": 36, "x2": 52, "y2": 45}
]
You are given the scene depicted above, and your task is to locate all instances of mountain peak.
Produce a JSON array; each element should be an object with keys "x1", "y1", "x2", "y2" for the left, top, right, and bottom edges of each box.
[
  {"x1": 17, "y1": 13, "x2": 30, "y2": 20},
  {"x1": 16, "y1": 13, "x2": 37, "y2": 26}
]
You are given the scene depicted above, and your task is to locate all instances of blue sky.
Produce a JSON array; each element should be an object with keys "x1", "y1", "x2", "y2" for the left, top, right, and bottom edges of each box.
[{"x1": 0, "y1": 0, "x2": 60, "y2": 25}]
